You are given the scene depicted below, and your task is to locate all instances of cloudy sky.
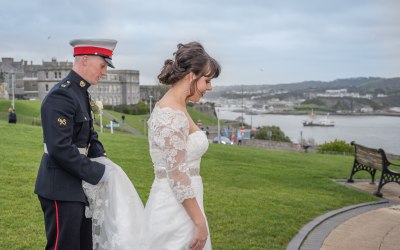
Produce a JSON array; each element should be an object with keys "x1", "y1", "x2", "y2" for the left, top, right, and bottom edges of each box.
[{"x1": 0, "y1": 0, "x2": 398, "y2": 85}]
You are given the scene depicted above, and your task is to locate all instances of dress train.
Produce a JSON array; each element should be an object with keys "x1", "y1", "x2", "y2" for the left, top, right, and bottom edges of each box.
[{"x1": 83, "y1": 156, "x2": 144, "y2": 250}]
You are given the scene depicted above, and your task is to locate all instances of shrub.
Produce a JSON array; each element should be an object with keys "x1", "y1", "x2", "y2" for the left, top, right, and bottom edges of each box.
[
  {"x1": 255, "y1": 126, "x2": 291, "y2": 142},
  {"x1": 317, "y1": 140, "x2": 354, "y2": 154}
]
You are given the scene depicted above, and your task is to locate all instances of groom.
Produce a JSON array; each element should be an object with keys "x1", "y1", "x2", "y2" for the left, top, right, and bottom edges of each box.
[{"x1": 34, "y1": 38, "x2": 117, "y2": 249}]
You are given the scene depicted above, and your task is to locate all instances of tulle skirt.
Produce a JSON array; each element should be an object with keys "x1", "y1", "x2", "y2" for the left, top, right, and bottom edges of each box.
[
  {"x1": 142, "y1": 176, "x2": 212, "y2": 250},
  {"x1": 83, "y1": 156, "x2": 145, "y2": 250}
]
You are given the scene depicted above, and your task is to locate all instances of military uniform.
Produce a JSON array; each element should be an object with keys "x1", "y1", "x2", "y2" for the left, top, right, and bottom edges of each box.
[{"x1": 34, "y1": 39, "x2": 117, "y2": 250}]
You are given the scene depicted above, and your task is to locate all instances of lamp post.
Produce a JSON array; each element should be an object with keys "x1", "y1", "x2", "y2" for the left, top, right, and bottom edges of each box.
[
  {"x1": 267, "y1": 130, "x2": 272, "y2": 146},
  {"x1": 216, "y1": 108, "x2": 221, "y2": 144},
  {"x1": 100, "y1": 114, "x2": 103, "y2": 133},
  {"x1": 300, "y1": 131, "x2": 303, "y2": 144},
  {"x1": 11, "y1": 73, "x2": 15, "y2": 110},
  {"x1": 241, "y1": 85, "x2": 244, "y2": 127}
]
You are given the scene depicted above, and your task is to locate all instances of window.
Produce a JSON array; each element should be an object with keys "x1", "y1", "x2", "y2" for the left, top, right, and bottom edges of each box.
[
  {"x1": 54, "y1": 72, "x2": 57, "y2": 78},
  {"x1": 45, "y1": 84, "x2": 49, "y2": 91},
  {"x1": 45, "y1": 72, "x2": 48, "y2": 79},
  {"x1": 58, "y1": 72, "x2": 62, "y2": 78}
]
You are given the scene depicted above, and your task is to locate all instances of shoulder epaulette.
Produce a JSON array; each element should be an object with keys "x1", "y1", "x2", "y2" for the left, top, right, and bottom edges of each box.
[{"x1": 60, "y1": 79, "x2": 72, "y2": 89}]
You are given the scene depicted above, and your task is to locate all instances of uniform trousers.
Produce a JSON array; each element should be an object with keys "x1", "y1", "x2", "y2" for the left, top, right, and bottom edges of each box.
[{"x1": 38, "y1": 196, "x2": 92, "y2": 250}]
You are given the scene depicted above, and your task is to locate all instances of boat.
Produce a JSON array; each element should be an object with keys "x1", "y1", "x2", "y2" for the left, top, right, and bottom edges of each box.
[
  {"x1": 303, "y1": 110, "x2": 335, "y2": 127},
  {"x1": 303, "y1": 119, "x2": 335, "y2": 127}
]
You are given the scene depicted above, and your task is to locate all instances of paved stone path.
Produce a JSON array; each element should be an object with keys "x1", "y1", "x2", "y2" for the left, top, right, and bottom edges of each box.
[
  {"x1": 102, "y1": 111, "x2": 143, "y2": 136},
  {"x1": 321, "y1": 205, "x2": 400, "y2": 250},
  {"x1": 288, "y1": 180, "x2": 400, "y2": 250}
]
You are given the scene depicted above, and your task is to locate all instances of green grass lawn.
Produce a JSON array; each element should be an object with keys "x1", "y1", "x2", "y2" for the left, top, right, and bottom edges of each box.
[
  {"x1": 104, "y1": 110, "x2": 149, "y2": 134},
  {"x1": 0, "y1": 120, "x2": 376, "y2": 249},
  {"x1": 0, "y1": 100, "x2": 220, "y2": 135}
]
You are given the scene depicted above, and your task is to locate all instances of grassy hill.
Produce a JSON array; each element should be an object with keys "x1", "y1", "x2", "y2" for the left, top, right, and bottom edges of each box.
[
  {"x1": 187, "y1": 105, "x2": 219, "y2": 126},
  {"x1": 0, "y1": 99, "x2": 42, "y2": 117},
  {"x1": 0, "y1": 120, "x2": 376, "y2": 249},
  {"x1": 0, "y1": 100, "x2": 219, "y2": 134},
  {"x1": 0, "y1": 100, "x2": 42, "y2": 125},
  {"x1": 104, "y1": 105, "x2": 219, "y2": 134}
]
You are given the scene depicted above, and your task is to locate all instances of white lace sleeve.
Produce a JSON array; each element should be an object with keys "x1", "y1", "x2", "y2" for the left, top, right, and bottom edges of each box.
[{"x1": 155, "y1": 123, "x2": 195, "y2": 203}]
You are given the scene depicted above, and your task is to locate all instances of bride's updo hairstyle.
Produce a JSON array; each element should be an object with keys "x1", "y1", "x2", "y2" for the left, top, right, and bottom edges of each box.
[{"x1": 158, "y1": 42, "x2": 221, "y2": 98}]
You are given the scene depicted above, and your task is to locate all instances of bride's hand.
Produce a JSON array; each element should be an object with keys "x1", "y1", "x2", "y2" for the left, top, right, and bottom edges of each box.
[{"x1": 190, "y1": 220, "x2": 208, "y2": 250}]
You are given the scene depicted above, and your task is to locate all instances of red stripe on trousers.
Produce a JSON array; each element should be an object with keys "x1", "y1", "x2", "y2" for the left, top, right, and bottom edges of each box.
[{"x1": 54, "y1": 201, "x2": 60, "y2": 250}]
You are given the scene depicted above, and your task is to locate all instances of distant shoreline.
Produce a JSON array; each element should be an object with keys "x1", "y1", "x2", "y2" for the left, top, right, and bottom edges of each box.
[{"x1": 231, "y1": 110, "x2": 400, "y2": 117}]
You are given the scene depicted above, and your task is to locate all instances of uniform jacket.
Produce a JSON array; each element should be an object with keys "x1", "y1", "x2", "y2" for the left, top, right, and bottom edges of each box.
[{"x1": 34, "y1": 70, "x2": 106, "y2": 203}]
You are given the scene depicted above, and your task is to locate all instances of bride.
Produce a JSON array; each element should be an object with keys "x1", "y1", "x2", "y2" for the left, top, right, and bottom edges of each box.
[
  {"x1": 83, "y1": 41, "x2": 220, "y2": 250},
  {"x1": 143, "y1": 42, "x2": 220, "y2": 250}
]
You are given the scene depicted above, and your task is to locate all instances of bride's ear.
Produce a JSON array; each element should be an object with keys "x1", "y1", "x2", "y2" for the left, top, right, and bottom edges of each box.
[{"x1": 185, "y1": 72, "x2": 195, "y2": 83}]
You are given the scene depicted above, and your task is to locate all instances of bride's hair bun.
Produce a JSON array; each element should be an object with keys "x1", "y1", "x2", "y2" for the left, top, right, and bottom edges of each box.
[{"x1": 158, "y1": 42, "x2": 220, "y2": 86}]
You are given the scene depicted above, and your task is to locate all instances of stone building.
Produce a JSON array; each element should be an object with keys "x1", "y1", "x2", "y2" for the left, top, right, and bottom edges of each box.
[
  {"x1": 36, "y1": 58, "x2": 73, "y2": 100},
  {"x1": 0, "y1": 57, "x2": 29, "y2": 99},
  {"x1": 0, "y1": 57, "x2": 140, "y2": 105},
  {"x1": 89, "y1": 70, "x2": 140, "y2": 106}
]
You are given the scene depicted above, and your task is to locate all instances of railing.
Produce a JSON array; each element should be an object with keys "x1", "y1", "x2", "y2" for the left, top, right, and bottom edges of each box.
[{"x1": 0, "y1": 112, "x2": 41, "y2": 126}]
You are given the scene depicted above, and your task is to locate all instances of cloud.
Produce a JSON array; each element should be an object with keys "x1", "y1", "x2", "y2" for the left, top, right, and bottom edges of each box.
[{"x1": 0, "y1": 0, "x2": 399, "y2": 85}]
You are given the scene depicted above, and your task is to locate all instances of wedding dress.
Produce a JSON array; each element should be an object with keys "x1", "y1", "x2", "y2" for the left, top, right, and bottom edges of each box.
[
  {"x1": 83, "y1": 156, "x2": 144, "y2": 250},
  {"x1": 143, "y1": 105, "x2": 212, "y2": 250}
]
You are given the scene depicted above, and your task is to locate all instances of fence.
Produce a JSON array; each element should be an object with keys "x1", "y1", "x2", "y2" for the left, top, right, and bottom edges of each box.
[{"x1": 0, "y1": 112, "x2": 41, "y2": 126}]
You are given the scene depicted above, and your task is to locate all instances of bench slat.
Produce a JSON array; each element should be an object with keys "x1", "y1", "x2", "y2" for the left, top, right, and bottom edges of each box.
[{"x1": 356, "y1": 146, "x2": 383, "y2": 171}]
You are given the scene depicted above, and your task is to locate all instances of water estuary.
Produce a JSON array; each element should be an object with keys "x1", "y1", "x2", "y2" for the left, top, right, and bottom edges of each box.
[{"x1": 218, "y1": 108, "x2": 400, "y2": 155}]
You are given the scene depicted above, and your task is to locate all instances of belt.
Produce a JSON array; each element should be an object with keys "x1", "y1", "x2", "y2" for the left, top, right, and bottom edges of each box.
[
  {"x1": 44, "y1": 143, "x2": 88, "y2": 156},
  {"x1": 155, "y1": 168, "x2": 200, "y2": 179}
]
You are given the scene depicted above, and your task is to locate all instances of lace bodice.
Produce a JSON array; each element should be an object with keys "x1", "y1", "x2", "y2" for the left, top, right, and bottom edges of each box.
[{"x1": 147, "y1": 106, "x2": 209, "y2": 203}]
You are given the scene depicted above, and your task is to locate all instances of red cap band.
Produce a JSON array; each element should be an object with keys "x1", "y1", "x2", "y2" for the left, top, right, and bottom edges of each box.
[{"x1": 73, "y1": 46, "x2": 113, "y2": 58}]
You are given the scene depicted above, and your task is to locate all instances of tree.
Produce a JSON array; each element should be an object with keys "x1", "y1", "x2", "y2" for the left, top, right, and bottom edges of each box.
[{"x1": 255, "y1": 126, "x2": 291, "y2": 142}]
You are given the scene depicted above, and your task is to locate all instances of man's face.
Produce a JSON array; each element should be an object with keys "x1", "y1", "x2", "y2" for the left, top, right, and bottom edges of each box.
[{"x1": 85, "y1": 56, "x2": 108, "y2": 84}]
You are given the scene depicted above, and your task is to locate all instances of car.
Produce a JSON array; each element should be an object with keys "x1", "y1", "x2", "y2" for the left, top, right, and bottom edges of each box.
[{"x1": 213, "y1": 136, "x2": 234, "y2": 145}]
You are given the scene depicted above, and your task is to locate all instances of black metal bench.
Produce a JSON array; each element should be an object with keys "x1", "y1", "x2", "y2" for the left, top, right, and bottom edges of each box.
[{"x1": 347, "y1": 141, "x2": 400, "y2": 197}]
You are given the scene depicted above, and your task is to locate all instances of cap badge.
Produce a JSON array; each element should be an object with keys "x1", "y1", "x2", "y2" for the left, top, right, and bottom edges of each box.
[
  {"x1": 57, "y1": 118, "x2": 67, "y2": 126},
  {"x1": 80, "y1": 80, "x2": 86, "y2": 87}
]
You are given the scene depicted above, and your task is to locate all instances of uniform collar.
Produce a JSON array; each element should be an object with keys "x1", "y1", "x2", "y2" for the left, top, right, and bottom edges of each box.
[{"x1": 69, "y1": 70, "x2": 91, "y2": 91}]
